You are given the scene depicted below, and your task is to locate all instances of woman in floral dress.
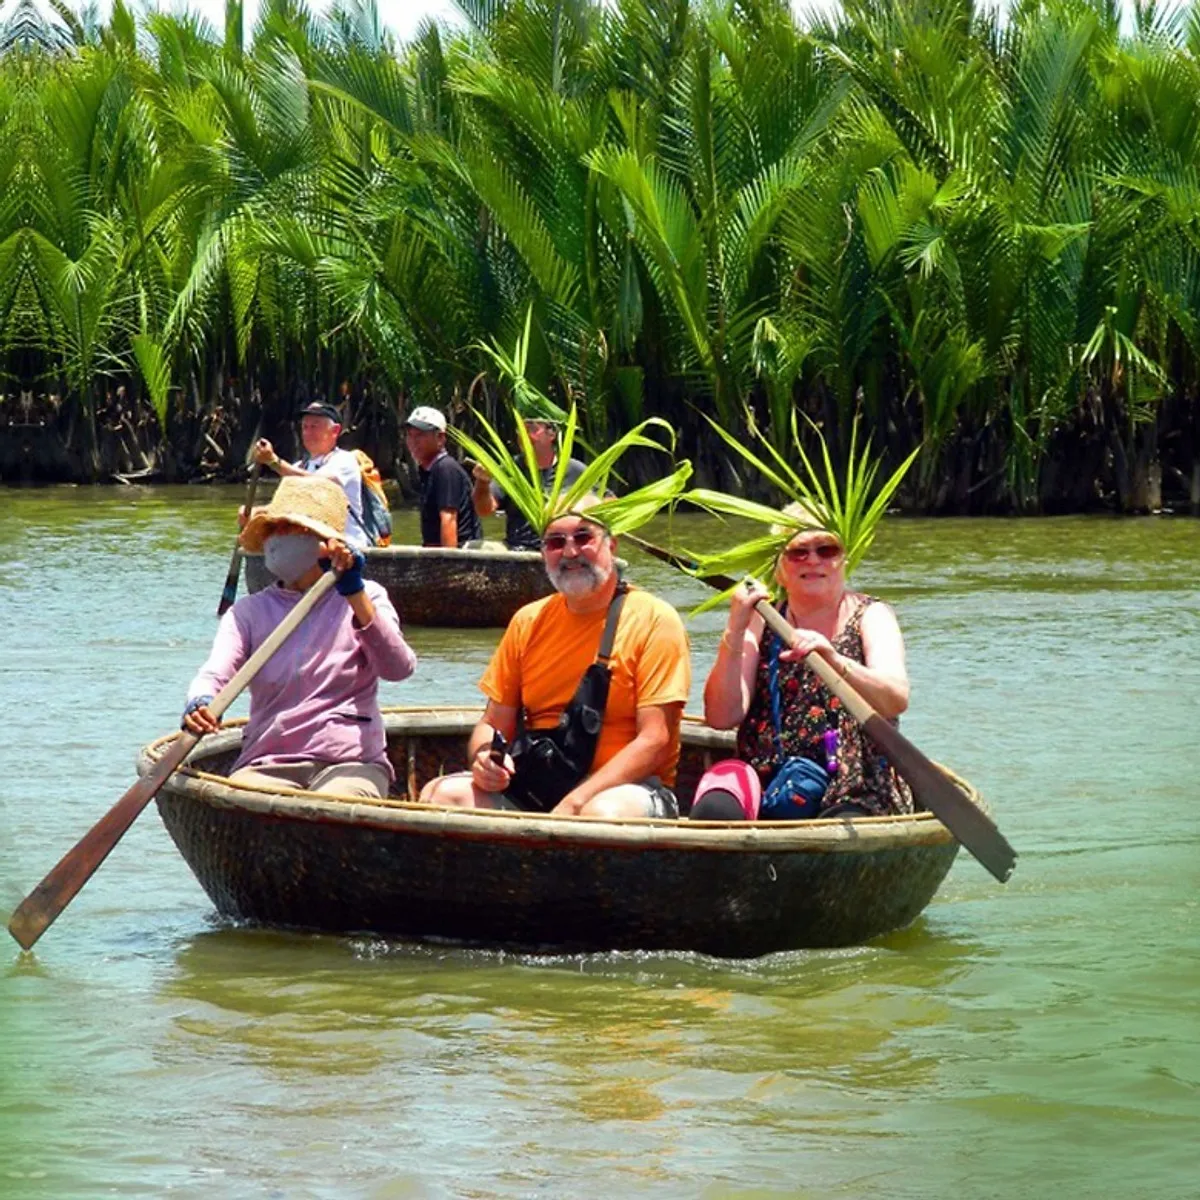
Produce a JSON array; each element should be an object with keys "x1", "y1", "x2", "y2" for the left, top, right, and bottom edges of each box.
[{"x1": 694, "y1": 507, "x2": 913, "y2": 820}]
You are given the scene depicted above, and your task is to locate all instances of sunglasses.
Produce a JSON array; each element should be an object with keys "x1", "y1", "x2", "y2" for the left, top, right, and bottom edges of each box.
[
  {"x1": 541, "y1": 528, "x2": 600, "y2": 553},
  {"x1": 782, "y1": 541, "x2": 843, "y2": 563}
]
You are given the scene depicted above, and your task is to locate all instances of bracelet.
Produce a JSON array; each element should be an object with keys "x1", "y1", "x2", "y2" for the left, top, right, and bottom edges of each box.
[{"x1": 720, "y1": 630, "x2": 744, "y2": 657}]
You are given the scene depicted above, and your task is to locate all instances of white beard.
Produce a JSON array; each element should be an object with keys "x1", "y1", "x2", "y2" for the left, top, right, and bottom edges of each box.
[{"x1": 548, "y1": 556, "x2": 613, "y2": 598}]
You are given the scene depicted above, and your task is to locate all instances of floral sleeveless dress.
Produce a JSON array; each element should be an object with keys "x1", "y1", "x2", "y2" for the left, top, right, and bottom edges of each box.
[{"x1": 735, "y1": 595, "x2": 914, "y2": 816}]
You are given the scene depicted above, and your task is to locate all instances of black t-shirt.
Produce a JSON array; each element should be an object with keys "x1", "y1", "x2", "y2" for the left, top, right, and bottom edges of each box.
[
  {"x1": 419, "y1": 453, "x2": 482, "y2": 546},
  {"x1": 493, "y1": 458, "x2": 587, "y2": 550}
]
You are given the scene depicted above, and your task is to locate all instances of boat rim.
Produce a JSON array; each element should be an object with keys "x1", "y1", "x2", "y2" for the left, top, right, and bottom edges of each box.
[
  {"x1": 142, "y1": 707, "x2": 972, "y2": 854},
  {"x1": 243, "y1": 546, "x2": 545, "y2": 563}
]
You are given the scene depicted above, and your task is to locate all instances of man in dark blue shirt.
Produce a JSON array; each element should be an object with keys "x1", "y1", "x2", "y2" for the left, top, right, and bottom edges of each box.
[
  {"x1": 471, "y1": 418, "x2": 586, "y2": 550},
  {"x1": 404, "y1": 406, "x2": 482, "y2": 547}
]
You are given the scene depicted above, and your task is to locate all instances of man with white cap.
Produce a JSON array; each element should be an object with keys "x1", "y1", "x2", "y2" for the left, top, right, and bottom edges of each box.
[
  {"x1": 404, "y1": 405, "x2": 482, "y2": 548},
  {"x1": 252, "y1": 400, "x2": 368, "y2": 547}
]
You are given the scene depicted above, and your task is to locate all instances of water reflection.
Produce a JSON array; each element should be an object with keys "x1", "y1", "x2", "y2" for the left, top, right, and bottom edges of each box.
[
  {"x1": 161, "y1": 933, "x2": 974, "y2": 1180},
  {"x1": 164, "y1": 920, "x2": 980, "y2": 1132},
  {"x1": 4, "y1": 491, "x2": 1199, "y2": 1198}
]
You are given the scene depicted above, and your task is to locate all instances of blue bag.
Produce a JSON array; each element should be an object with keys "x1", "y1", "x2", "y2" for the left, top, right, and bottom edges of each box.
[
  {"x1": 758, "y1": 632, "x2": 830, "y2": 820},
  {"x1": 760, "y1": 755, "x2": 828, "y2": 819}
]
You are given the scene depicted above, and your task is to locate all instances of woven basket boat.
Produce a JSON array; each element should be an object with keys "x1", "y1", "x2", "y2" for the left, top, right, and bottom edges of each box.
[
  {"x1": 244, "y1": 547, "x2": 553, "y2": 627},
  {"x1": 139, "y1": 708, "x2": 975, "y2": 957}
]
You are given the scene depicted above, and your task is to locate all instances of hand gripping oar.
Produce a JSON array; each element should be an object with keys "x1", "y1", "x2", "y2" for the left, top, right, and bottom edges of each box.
[
  {"x1": 7, "y1": 570, "x2": 340, "y2": 951},
  {"x1": 217, "y1": 461, "x2": 263, "y2": 616},
  {"x1": 624, "y1": 532, "x2": 1017, "y2": 883}
]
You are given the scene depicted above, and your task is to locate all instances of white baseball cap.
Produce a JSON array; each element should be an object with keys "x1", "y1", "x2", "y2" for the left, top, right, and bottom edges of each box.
[{"x1": 405, "y1": 405, "x2": 447, "y2": 432}]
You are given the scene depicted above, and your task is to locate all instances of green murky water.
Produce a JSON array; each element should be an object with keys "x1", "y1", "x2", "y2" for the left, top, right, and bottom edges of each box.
[{"x1": 1, "y1": 488, "x2": 1197, "y2": 1198}]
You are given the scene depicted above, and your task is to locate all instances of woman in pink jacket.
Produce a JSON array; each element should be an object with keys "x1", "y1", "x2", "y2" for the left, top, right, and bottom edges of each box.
[{"x1": 182, "y1": 475, "x2": 416, "y2": 799}]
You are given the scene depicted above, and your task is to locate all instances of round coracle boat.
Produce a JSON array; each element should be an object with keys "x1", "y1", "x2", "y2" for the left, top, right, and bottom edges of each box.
[
  {"x1": 139, "y1": 708, "x2": 978, "y2": 958},
  {"x1": 244, "y1": 546, "x2": 553, "y2": 627}
]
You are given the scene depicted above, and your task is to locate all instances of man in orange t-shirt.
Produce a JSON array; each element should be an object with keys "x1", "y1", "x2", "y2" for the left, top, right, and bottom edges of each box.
[{"x1": 420, "y1": 507, "x2": 690, "y2": 818}]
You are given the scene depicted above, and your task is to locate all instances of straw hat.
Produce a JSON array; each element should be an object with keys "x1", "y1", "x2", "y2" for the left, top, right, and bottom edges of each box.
[{"x1": 240, "y1": 475, "x2": 348, "y2": 553}]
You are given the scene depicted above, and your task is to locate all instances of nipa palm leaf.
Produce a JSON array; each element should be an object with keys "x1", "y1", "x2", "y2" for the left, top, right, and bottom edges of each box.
[{"x1": 682, "y1": 409, "x2": 919, "y2": 612}]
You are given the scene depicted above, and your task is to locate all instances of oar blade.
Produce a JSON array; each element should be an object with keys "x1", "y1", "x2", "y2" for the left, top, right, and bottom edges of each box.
[
  {"x1": 6, "y1": 738, "x2": 193, "y2": 950},
  {"x1": 216, "y1": 464, "x2": 261, "y2": 615},
  {"x1": 216, "y1": 562, "x2": 240, "y2": 616},
  {"x1": 862, "y1": 715, "x2": 1017, "y2": 883},
  {"x1": 10, "y1": 570, "x2": 339, "y2": 951}
]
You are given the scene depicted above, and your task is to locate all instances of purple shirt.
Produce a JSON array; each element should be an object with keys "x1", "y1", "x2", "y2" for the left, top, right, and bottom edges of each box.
[{"x1": 188, "y1": 580, "x2": 416, "y2": 778}]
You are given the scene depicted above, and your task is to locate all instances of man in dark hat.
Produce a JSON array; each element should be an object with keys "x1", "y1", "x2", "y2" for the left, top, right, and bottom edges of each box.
[{"x1": 253, "y1": 401, "x2": 368, "y2": 546}]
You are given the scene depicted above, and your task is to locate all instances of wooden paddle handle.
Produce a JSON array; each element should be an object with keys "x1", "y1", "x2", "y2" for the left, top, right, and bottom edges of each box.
[
  {"x1": 754, "y1": 602, "x2": 876, "y2": 725},
  {"x1": 755, "y1": 596, "x2": 1016, "y2": 882},
  {"x1": 620, "y1": 540, "x2": 1017, "y2": 882},
  {"x1": 7, "y1": 570, "x2": 340, "y2": 951}
]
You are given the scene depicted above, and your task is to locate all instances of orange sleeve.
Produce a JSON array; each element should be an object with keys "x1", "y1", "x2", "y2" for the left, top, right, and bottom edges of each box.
[
  {"x1": 479, "y1": 610, "x2": 530, "y2": 708},
  {"x1": 632, "y1": 598, "x2": 691, "y2": 709}
]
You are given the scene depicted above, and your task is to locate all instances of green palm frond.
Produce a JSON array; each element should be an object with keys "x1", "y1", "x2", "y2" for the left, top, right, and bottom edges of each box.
[
  {"x1": 451, "y1": 400, "x2": 690, "y2": 539},
  {"x1": 584, "y1": 462, "x2": 694, "y2": 537},
  {"x1": 682, "y1": 410, "x2": 920, "y2": 613},
  {"x1": 130, "y1": 331, "x2": 172, "y2": 429},
  {"x1": 473, "y1": 305, "x2": 567, "y2": 422},
  {"x1": 455, "y1": 307, "x2": 690, "y2": 536}
]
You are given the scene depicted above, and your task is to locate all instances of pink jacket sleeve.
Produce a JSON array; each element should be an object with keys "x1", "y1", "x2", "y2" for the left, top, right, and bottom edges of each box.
[
  {"x1": 355, "y1": 585, "x2": 417, "y2": 682},
  {"x1": 187, "y1": 608, "x2": 250, "y2": 702}
]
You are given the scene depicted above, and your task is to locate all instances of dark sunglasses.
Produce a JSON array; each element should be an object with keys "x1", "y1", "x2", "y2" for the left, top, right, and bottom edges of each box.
[
  {"x1": 542, "y1": 528, "x2": 599, "y2": 553},
  {"x1": 782, "y1": 541, "x2": 843, "y2": 563}
]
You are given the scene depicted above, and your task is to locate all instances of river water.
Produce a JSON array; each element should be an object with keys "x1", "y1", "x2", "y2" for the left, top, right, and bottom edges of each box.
[{"x1": 1, "y1": 487, "x2": 1197, "y2": 1198}]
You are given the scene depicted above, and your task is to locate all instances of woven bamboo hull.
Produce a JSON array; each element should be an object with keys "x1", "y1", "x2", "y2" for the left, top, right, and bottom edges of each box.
[
  {"x1": 142, "y1": 709, "x2": 969, "y2": 957},
  {"x1": 244, "y1": 547, "x2": 553, "y2": 626}
]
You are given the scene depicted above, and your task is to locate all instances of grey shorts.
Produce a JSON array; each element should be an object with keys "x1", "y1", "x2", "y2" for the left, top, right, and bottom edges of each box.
[
  {"x1": 639, "y1": 777, "x2": 680, "y2": 819},
  {"x1": 496, "y1": 777, "x2": 679, "y2": 818}
]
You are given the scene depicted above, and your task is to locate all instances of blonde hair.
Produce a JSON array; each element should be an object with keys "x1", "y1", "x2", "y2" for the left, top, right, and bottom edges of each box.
[
  {"x1": 772, "y1": 501, "x2": 844, "y2": 591},
  {"x1": 771, "y1": 500, "x2": 834, "y2": 540}
]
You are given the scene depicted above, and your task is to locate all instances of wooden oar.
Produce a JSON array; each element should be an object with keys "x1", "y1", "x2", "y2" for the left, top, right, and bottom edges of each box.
[
  {"x1": 217, "y1": 461, "x2": 263, "y2": 616},
  {"x1": 7, "y1": 570, "x2": 340, "y2": 951},
  {"x1": 624, "y1": 531, "x2": 1017, "y2": 883}
]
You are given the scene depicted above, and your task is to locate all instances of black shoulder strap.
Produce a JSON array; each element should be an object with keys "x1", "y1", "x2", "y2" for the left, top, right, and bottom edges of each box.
[{"x1": 595, "y1": 582, "x2": 629, "y2": 666}]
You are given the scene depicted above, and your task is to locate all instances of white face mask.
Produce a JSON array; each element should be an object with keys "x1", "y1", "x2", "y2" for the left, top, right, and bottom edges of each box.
[{"x1": 263, "y1": 532, "x2": 322, "y2": 584}]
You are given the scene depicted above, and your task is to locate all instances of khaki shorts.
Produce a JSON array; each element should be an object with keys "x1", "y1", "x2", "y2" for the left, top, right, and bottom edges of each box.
[{"x1": 229, "y1": 761, "x2": 391, "y2": 800}]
